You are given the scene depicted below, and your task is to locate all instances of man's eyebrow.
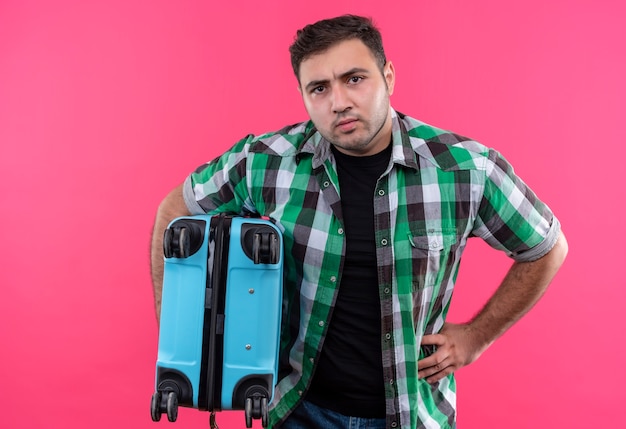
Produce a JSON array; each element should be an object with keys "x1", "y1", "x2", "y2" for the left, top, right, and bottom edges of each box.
[
  {"x1": 304, "y1": 67, "x2": 371, "y2": 92},
  {"x1": 304, "y1": 78, "x2": 330, "y2": 92}
]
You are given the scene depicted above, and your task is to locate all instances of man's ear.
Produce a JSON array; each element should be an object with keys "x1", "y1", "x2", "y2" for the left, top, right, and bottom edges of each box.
[{"x1": 384, "y1": 61, "x2": 396, "y2": 96}]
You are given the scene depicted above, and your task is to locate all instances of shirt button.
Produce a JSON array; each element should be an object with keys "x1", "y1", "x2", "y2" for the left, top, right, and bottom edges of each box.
[
  {"x1": 378, "y1": 189, "x2": 385, "y2": 196},
  {"x1": 430, "y1": 241, "x2": 440, "y2": 249},
  {"x1": 385, "y1": 333, "x2": 391, "y2": 340},
  {"x1": 309, "y1": 357, "x2": 314, "y2": 364},
  {"x1": 338, "y1": 228, "x2": 344, "y2": 235},
  {"x1": 323, "y1": 181, "x2": 330, "y2": 188},
  {"x1": 384, "y1": 287, "x2": 390, "y2": 294},
  {"x1": 391, "y1": 422, "x2": 398, "y2": 428},
  {"x1": 330, "y1": 276, "x2": 337, "y2": 283},
  {"x1": 298, "y1": 390, "x2": 303, "y2": 396},
  {"x1": 318, "y1": 320, "x2": 324, "y2": 327},
  {"x1": 381, "y1": 238, "x2": 388, "y2": 246}
]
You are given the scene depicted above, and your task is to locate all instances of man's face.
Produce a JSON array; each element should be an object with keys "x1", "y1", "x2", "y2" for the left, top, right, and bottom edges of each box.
[{"x1": 298, "y1": 38, "x2": 395, "y2": 156}]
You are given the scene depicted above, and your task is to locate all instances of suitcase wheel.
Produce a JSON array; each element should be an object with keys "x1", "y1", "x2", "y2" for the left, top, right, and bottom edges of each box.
[
  {"x1": 163, "y1": 220, "x2": 205, "y2": 259},
  {"x1": 261, "y1": 397, "x2": 268, "y2": 427},
  {"x1": 241, "y1": 223, "x2": 279, "y2": 264},
  {"x1": 252, "y1": 231, "x2": 279, "y2": 265},
  {"x1": 244, "y1": 398, "x2": 252, "y2": 428},
  {"x1": 166, "y1": 391, "x2": 178, "y2": 422},
  {"x1": 244, "y1": 393, "x2": 269, "y2": 428},
  {"x1": 150, "y1": 392, "x2": 161, "y2": 422},
  {"x1": 150, "y1": 391, "x2": 179, "y2": 423}
]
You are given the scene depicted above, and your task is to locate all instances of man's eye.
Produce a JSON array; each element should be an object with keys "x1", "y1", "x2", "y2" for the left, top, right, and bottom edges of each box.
[
  {"x1": 348, "y1": 76, "x2": 363, "y2": 84},
  {"x1": 312, "y1": 86, "x2": 325, "y2": 94}
]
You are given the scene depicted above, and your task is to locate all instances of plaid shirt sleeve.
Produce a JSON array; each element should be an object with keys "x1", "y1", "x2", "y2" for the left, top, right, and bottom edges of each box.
[
  {"x1": 183, "y1": 134, "x2": 257, "y2": 216},
  {"x1": 472, "y1": 149, "x2": 561, "y2": 262}
]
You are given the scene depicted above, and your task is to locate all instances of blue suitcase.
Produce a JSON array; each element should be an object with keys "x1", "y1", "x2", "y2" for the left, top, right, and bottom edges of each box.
[{"x1": 151, "y1": 214, "x2": 283, "y2": 427}]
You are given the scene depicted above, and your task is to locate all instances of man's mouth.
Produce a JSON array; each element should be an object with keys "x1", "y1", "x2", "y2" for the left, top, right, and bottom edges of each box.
[{"x1": 335, "y1": 118, "x2": 358, "y2": 132}]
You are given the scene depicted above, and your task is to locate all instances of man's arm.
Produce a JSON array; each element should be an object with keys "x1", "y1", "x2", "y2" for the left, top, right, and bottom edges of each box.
[
  {"x1": 151, "y1": 183, "x2": 191, "y2": 323},
  {"x1": 418, "y1": 230, "x2": 568, "y2": 383}
]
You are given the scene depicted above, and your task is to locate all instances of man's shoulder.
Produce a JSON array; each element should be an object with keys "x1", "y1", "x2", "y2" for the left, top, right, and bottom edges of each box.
[
  {"x1": 399, "y1": 113, "x2": 492, "y2": 172},
  {"x1": 247, "y1": 120, "x2": 315, "y2": 157}
]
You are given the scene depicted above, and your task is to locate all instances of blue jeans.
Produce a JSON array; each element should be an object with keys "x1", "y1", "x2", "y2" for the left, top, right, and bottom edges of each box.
[{"x1": 278, "y1": 400, "x2": 387, "y2": 429}]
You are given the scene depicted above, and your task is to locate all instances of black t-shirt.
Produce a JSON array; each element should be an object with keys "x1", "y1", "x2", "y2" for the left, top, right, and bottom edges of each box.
[{"x1": 306, "y1": 143, "x2": 392, "y2": 418}]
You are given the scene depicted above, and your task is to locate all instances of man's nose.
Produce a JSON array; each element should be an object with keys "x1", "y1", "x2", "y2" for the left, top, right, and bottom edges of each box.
[{"x1": 331, "y1": 85, "x2": 352, "y2": 113}]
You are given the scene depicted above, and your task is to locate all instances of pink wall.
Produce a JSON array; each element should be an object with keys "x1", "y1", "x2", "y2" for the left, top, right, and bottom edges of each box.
[{"x1": 1, "y1": 1, "x2": 624, "y2": 427}]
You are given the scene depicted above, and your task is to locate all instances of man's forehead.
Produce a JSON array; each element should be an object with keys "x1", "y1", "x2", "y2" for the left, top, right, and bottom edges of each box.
[{"x1": 298, "y1": 39, "x2": 378, "y2": 82}]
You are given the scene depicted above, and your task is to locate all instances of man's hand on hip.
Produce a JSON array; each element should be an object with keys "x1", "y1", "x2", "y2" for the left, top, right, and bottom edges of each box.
[{"x1": 417, "y1": 323, "x2": 486, "y2": 384}]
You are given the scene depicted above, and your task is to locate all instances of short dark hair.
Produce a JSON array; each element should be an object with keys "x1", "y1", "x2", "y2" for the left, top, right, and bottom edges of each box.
[{"x1": 289, "y1": 15, "x2": 387, "y2": 81}]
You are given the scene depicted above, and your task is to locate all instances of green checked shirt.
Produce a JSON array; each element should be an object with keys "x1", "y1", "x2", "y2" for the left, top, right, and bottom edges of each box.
[{"x1": 183, "y1": 109, "x2": 561, "y2": 429}]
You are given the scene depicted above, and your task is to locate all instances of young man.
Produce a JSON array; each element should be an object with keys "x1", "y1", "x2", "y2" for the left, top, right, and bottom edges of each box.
[{"x1": 151, "y1": 15, "x2": 568, "y2": 429}]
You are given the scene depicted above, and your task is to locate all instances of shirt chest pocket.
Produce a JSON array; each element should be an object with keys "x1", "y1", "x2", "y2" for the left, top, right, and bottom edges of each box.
[{"x1": 409, "y1": 229, "x2": 458, "y2": 289}]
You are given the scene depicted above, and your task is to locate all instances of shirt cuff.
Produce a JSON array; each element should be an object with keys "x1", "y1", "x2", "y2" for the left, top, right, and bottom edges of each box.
[
  {"x1": 182, "y1": 175, "x2": 206, "y2": 215},
  {"x1": 512, "y1": 216, "x2": 562, "y2": 263}
]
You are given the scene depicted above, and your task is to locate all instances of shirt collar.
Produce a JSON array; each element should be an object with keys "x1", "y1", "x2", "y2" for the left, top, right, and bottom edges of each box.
[{"x1": 296, "y1": 107, "x2": 421, "y2": 171}]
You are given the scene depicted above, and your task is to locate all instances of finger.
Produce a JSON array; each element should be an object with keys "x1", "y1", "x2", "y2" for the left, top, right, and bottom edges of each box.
[
  {"x1": 426, "y1": 363, "x2": 455, "y2": 384},
  {"x1": 426, "y1": 356, "x2": 457, "y2": 384},
  {"x1": 418, "y1": 356, "x2": 449, "y2": 379},
  {"x1": 417, "y1": 350, "x2": 436, "y2": 368},
  {"x1": 417, "y1": 352, "x2": 450, "y2": 378},
  {"x1": 417, "y1": 347, "x2": 445, "y2": 369},
  {"x1": 418, "y1": 356, "x2": 454, "y2": 383},
  {"x1": 420, "y1": 334, "x2": 446, "y2": 346}
]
